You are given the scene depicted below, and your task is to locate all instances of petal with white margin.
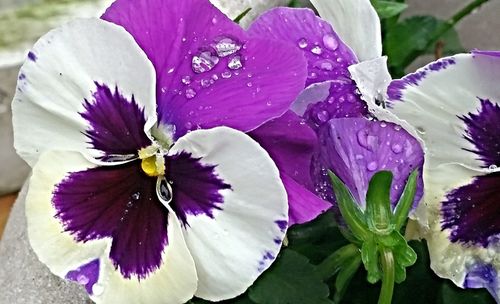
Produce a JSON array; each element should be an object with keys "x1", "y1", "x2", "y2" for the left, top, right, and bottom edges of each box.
[
  {"x1": 26, "y1": 151, "x2": 198, "y2": 304},
  {"x1": 168, "y1": 127, "x2": 288, "y2": 301},
  {"x1": 12, "y1": 18, "x2": 157, "y2": 167},
  {"x1": 421, "y1": 163, "x2": 500, "y2": 301},
  {"x1": 386, "y1": 53, "x2": 500, "y2": 171},
  {"x1": 311, "y1": 0, "x2": 382, "y2": 61}
]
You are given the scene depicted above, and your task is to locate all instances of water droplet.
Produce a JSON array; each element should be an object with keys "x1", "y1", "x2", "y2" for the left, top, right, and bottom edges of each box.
[
  {"x1": 394, "y1": 125, "x2": 402, "y2": 131},
  {"x1": 297, "y1": 38, "x2": 308, "y2": 49},
  {"x1": 391, "y1": 144, "x2": 403, "y2": 154},
  {"x1": 489, "y1": 164, "x2": 498, "y2": 170},
  {"x1": 77, "y1": 275, "x2": 89, "y2": 285},
  {"x1": 314, "y1": 59, "x2": 335, "y2": 71},
  {"x1": 316, "y1": 110, "x2": 329, "y2": 123},
  {"x1": 266, "y1": 100, "x2": 272, "y2": 106},
  {"x1": 214, "y1": 37, "x2": 241, "y2": 57},
  {"x1": 181, "y1": 75, "x2": 191, "y2": 85},
  {"x1": 311, "y1": 46, "x2": 323, "y2": 55},
  {"x1": 380, "y1": 122, "x2": 387, "y2": 128},
  {"x1": 201, "y1": 79, "x2": 211, "y2": 88},
  {"x1": 228, "y1": 55, "x2": 243, "y2": 70},
  {"x1": 167, "y1": 68, "x2": 175, "y2": 74},
  {"x1": 247, "y1": 82, "x2": 253, "y2": 87},
  {"x1": 212, "y1": 16, "x2": 218, "y2": 24},
  {"x1": 126, "y1": 201, "x2": 133, "y2": 208},
  {"x1": 416, "y1": 126, "x2": 426, "y2": 134},
  {"x1": 157, "y1": 177, "x2": 173, "y2": 205},
  {"x1": 323, "y1": 34, "x2": 339, "y2": 51},
  {"x1": 221, "y1": 71, "x2": 232, "y2": 79},
  {"x1": 185, "y1": 88, "x2": 197, "y2": 99},
  {"x1": 355, "y1": 154, "x2": 364, "y2": 160},
  {"x1": 192, "y1": 51, "x2": 219, "y2": 73},
  {"x1": 181, "y1": 37, "x2": 187, "y2": 42},
  {"x1": 367, "y1": 161, "x2": 378, "y2": 171},
  {"x1": 92, "y1": 284, "x2": 104, "y2": 296}
]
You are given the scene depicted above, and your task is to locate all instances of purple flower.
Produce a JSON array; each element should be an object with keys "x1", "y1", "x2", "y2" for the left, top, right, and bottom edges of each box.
[
  {"x1": 11, "y1": 0, "x2": 317, "y2": 302},
  {"x1": 247, "y1": 1, "x2": 424, "y2": 213},
  {"x1": 384, "y1": 51, "x2": 500, "y2": 301}
]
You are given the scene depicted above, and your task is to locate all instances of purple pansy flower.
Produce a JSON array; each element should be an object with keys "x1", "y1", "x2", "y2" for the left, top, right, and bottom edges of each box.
[
  {"x1": 382, "y1": 51, "x2": 500, "y2": 301},
  {"x1": 247, "y1": 0, "x2": 424, "y2": 213},
  {"x1": 11, "y1": 0, "x2": 318, "y2": 302}
]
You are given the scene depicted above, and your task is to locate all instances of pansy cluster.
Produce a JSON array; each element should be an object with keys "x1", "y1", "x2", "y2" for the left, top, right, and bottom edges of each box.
[{"x1": 10, "y1": 0, "x2": 500, "y2": 303}]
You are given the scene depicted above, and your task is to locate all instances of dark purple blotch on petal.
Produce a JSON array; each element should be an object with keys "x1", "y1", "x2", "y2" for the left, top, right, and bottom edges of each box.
[
  {"x1": 81, "y1": 83, "x2": 151, "y2": 161},
  {"x1": 459, "y1": 98, "x2": 500, "y2": 168},
  {"x1": 27, "y1": 51, "x2": 37, "y2": 62},
  {"x1": 66, "y1": 259, "x2": 100, "y2": 294},
  {"x1": 387, "y1": 57, "x2": 456, "y2": 103},
  {"x1": 441, "y1": 172, "x2": 500, "y2": 247},
  {"x1": 166, "y1": 152, "x2": 231, "y2": 226},
  {"x1": 464, "y1": 263, "x2": 499, "y2": 301},
  {"x1": 54, "y1": 161, "x2": 168, "y2": 279},
  {"x1": 275, "y1": 220, "x2": 288, "y2": 232}
]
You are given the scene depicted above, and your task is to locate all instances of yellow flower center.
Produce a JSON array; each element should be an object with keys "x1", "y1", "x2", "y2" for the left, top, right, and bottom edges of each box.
[{"x1": 141, "y1": 156, "x2": 163, "y2": 177}]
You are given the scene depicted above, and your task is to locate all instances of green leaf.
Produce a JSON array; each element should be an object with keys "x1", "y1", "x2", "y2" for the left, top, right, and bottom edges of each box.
[
  {"x1": 328, "y1": 171, "x2": 370, "y2": 241},
  {"x1": 317, "y1": 244, "x2": 359, "y2": 280},
  {"x1": 385, "y1": 16, "x2": 464, "y2": 71},
  {"x1": 249, "y1": 250, "x2": 333, "y2": 304},
  {"x1": 393, "y1": 170, "x2": 419, "y2": 231},
  {"x1": 372, "y1": 1, "x2": 408, "y2": 19},
  {"x1": 287, "y1": 211, "x2": 350, "y2": 264},
  {"x1": 365, "y1": 171, "x2": 394, "y2": 234}
]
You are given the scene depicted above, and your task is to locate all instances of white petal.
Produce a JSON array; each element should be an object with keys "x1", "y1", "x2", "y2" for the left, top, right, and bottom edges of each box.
[
  {"x1": 168, "y1": 127, "x2": 288, "y2": 301},
  {"x1": 349, "y1": 56, "x2": 392, "y2": 107},
  {"x1": 386, "y1": 53, "x2": 500, "y2": 172},
  {"x1": 12, "y1": 18, "x2": 157, "y2": 167},
  {"x1": 311, "y1": 0, "x2": 382, "y2": 61},
  {"x1": 26, "y1": 151, "x2": 197, "y2": 304}
]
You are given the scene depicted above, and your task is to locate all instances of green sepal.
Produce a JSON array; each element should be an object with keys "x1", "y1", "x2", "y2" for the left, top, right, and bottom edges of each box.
[
  {"x1": 393, "y1": 170, "x2": 419, "y2": 231},
  {"x1": 334, "y1": 254, "x2": 363, "y2": 304},
  {"x1": 317, "y1": 244, "x2": 359, "y2": 280},
  {"x1": 361, "y1": 237, "x2": 381, "y2": 284},
  {"x1": 366, "y1": 171, "x2": 395, "y2": 235},
  {"x1": 328, "y1": 171, "x2": 370, "y2": 241}
]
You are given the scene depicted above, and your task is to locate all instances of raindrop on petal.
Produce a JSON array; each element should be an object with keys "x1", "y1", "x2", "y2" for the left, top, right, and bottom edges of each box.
[
  {"x1": 214, "y1": 37, "x2": 242, "y2": 57},
  {"x1": 192, "y1": 51, "x2": 219, "y2": 73},
  {"x1": 181, "y1": 75, "x2": 191, "y2": 85},
  {"x1": 185, "y1": 88, "x2": 197, "y2": 99},
  {"x1": 221, "y1": 71, "x2": 232, "y2": 79},
  {"x1": 157, "y1": 177, "x2": 173, "y2": 206},
  {"x1": 391, "y1": 144, "x2": 403, "y2": 154},
  {"x1": 228, "y1": 55, "x2": 243, "y2": 70},
  {"x1": 367, "y1": 161, "x2": 378, "y2": 172},
  {"x1": 311, "y1": 46, "x2": 323, "y2": 55},
  {"x1": 92, "y1": 284, "x2": 104, "y2": 296},
  {"x1": 297, "y1": 38, "x2": 308, "y2": 49},
  {"x1": 77, "y1": 275, "x2": 89, "y2": 285},
  {"x1": 323, "y1": 34, "x2": 339, "y2": 51}
]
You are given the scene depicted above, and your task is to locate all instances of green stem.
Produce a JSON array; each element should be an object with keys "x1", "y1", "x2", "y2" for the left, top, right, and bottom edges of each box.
[
  {"x1": 378, "y1": 249, "x2": 395, "y2": 304},
  {"x1": 428, "y1": 0, "x2": 489, "y2": 48},
  {"x1": 317, "y1": 244, "x2": 359, "y2": 280}
]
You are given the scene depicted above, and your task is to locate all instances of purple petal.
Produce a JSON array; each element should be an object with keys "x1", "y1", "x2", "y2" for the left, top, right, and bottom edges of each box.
[
  {"x1": 248, "y1": 8, "x2": 358, "y2": 88},
  {"x1": 459, "y1": 98, "x2": 500, "y2": 169},
  {"x1": 464, "y1": 263, "x2": 499, "y2": 302},
  {"x1": 53, "y1": 161, "x2": 168, "y2": 279},
  {"x1": 250, "y1": 111, "x2": 331, "y2": 225},
  {"x1": 166, "y1": 152, "x2": 232, "y2": 226},
  {"x1": 314, "y1": 118, "x2": 424, "y2": 209},
  {"x1": 291, "y1": 81, "x2": 368, "y2": 133},
  {"x1": 441, "y1": 172, "x2": 500, "y2": 247},
  {"x1": 81, "y1": 83, "x2": 151, "y2": 161},
  {"x1": 65, "y1": 259, "x2": 100, "y2": 294},
  {"x1": 102, "y1": 0, "x2": 307, "y2": 137}
]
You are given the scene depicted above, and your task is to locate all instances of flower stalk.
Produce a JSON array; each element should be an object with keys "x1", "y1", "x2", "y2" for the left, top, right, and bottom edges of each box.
[{"x1": 324, "y1": 170, "x2": 419, "y2": 303}]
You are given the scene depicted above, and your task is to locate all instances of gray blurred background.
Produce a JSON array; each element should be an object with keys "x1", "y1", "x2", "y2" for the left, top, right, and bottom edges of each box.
[{"x1": 0, "y1": 0, "x2": 500, "y2": 195}]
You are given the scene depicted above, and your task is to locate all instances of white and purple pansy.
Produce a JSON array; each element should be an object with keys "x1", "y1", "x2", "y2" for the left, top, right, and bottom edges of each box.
[
  {"x1": 247, "y1": 1, "x2": 424, "y2": 215},
  {"x1": 11, "y1": 0, "x2": 321, "y2": 302},
  {"x1": 383, "y1": 51, "x2": 500, "y2": 302}
]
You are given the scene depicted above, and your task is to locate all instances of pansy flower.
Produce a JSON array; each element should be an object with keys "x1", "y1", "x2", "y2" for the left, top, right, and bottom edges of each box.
[
  {"x1": 247, "y1": 0, "x2": 424, "y2": 212},
  {"x1": 383, "y1": 51, "x2": 500, "y2": 302},
  {"x1": 11, "y1": 0, "x2": 315, "y2": 302}
]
